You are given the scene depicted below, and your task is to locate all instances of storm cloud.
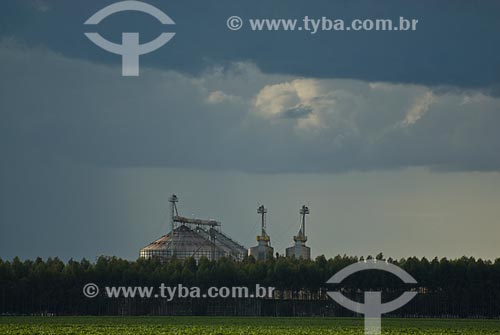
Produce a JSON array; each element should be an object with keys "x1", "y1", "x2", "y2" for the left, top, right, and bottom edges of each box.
[
  {"x1": 1, "y1": 42, "x2": 499, "y2": 174},
  {"x1": 1, "y1": 0, "x2": 500, "y2": 89}
]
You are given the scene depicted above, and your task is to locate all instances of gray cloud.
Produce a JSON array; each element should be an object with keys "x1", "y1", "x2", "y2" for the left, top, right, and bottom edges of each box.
[
  {"x1": 2, "y1": 1, "x2": 500, "y2": 89},
  {"x1": 1, "y1": 42, "x2": 500, "y2": 175},
  {"x1": 283, "y1": 105, "x2": 313, "y2": 119}
]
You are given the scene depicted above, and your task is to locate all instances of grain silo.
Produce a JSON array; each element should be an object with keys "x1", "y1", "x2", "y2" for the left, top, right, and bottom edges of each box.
[
  {"x1": 248, "y1": 205, "x2": 274, "y2": 260},
  {"x1": 140, "y1": 194, "x2": 247, "y2": 262},
  {"x1": 285, "y1": 205, "x2": 311, "y2": 260}
]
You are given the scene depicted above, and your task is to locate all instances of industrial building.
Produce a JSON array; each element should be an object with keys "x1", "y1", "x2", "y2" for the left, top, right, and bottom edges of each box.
[
  {"x1": 140, "y1": 195, "x2": 312, "y2": 262},
  {"x1": 285, "y1": 205, "x2": 311, "y2": 260},
  {"x1": 248, "y1": 205, "x2": 274, "y2": 260},
  {"x1": 140, "y1": 195, "x2": 247, "y2": 262}
]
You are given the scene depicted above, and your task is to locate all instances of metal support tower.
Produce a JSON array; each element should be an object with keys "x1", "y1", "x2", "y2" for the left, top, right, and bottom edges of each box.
[
  {"x1": 257, "y1": 205, "x2": 270, "y2": 242},
  {"x1": 169, "y1": 194, "x2": 179, "y2": 256},
  {"x1": 294, "y1": 205, "x2": 309, "y2": 242}
]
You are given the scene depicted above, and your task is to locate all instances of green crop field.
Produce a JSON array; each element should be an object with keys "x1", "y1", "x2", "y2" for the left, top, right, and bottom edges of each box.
[{"x1": 0, "y1": 317, "x2": 499, "y2": 334}]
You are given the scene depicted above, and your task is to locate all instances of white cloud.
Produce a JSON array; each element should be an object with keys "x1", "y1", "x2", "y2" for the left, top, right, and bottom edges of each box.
[
  {"x1": 401, "y1": 91, "x2": 435, "y2": 126},
  {"x1": 253, "y1": 81, "x2": 302, "y2": 117},
  {"x1": 252, "y1": 79, "x2": 333, "y2": 131}
]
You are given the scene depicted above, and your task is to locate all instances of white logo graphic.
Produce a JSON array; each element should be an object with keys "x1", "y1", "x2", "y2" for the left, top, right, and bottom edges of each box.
[
  {"x1": 226, "y1": 16, "x2": 243, "y2": 31},
  {"x1": 84, "y1": 1, "x2": 175, "y2": 76},
  {"x1": 327, "y1": 260, "x2": 418, "y2": 335},
  {"x1": 82, "y1": 283, "x2": 100, "y2": 298}
]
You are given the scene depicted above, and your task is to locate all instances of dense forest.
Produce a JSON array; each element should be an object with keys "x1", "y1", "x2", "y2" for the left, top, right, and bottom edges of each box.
[{"x1": 1, "y1": 254, "x2": 500, "y2": 317}]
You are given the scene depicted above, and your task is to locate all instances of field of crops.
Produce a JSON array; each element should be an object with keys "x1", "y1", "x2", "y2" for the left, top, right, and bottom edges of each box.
[{"x1": 0, "y1": 316, "x2": 499, "y2": 334}]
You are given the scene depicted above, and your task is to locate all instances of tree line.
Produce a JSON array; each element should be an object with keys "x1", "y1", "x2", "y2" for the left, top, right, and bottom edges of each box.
[{"x1": 1, "y1": 254, "x2": 499, "y2": 317}]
